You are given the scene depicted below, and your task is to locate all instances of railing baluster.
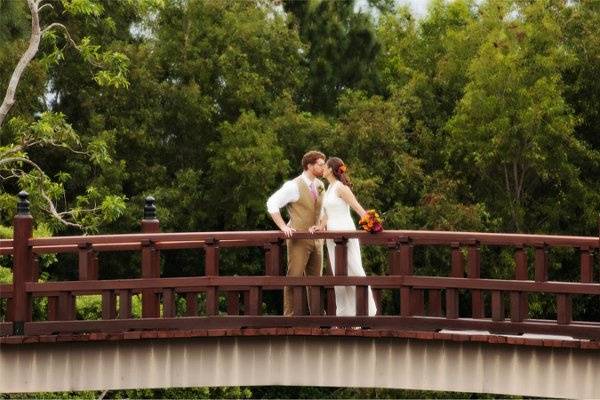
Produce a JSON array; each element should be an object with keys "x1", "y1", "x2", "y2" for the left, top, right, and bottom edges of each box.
[
  {"x1": 47, "y1": 296, "x2": 58, "y2": 321},
  {"x1": 247, "y1": 287, "x2": 260, "y2": 315},
  {"x1": 356, "y1": 286, "x2": 368, "y2": 316},
  {"x1": 428, "y1": 290, "x2": 442, "y2": 317},
  {"x1": 491, "y1": 291, "x2": 504, "y2": 321},
  {"x1": 309, "y1": 286, "x2": 321, "y2": 315},
  {"x1": 206, "y1": 287, "x2": 218, "y2": 316},
  {"x1": 118, "y1": 290, "x2": 131, "y2": 319},
  {"x1": 242, "y1": 290, "x2": 250, "y2": 314},
  {"x1": 162, "y1": 289, "x2": 175, "y2": 318},
  {"x1": 102, "y1": 290, "x2": 116, "y2": 319},
  {"x1": 186, "y1": 292, "x2": 198, "y2": 316},
  {"x1": 372, "y1": 289, "x2": 382, "y2": 315},
  {"x1": 293, "y1": 286, "x2": 304, "y2": 316},
  {"x1": 58, "y1": 292, "x2": 75, "y2": 320},
  {"x1": 226, "y1": 292, "x2": 239, "y2": 315},
  {"x1": 410, "y1": 289, "x2": 424, "y2": 316},
  {"x1": 557, "y1": 294, "x2": 572, "y2": 325}
]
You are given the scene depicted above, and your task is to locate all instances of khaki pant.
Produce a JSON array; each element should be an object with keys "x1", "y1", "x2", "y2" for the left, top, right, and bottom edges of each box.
[{"x1": 284, "y1": 238, "x2": 323, "y2": 316}]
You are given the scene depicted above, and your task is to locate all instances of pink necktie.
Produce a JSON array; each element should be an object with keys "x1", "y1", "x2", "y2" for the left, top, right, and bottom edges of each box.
[{"x1": 309, "y1": 182, "x2": 317, "y2": 201}]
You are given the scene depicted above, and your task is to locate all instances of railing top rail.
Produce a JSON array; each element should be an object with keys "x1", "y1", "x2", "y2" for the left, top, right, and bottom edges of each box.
[{"x1": 25, "y1": 229, "x2": 600, "y2": 248}]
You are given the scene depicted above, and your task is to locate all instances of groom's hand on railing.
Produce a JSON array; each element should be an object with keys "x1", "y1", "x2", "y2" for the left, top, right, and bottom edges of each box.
[
  {"x1": 281, "y1": 226, "x2": 296, "y2": 238},
  {"x1": 308, "y1": 225, "x2": 325, "y2": 234}
]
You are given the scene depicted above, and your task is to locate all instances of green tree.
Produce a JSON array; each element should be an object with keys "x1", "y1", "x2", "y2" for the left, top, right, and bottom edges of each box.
[
  {"x1": 447, "y1": 0, "x2": 599, "y2": 233},
  {"x1": 283, "y1": 0, "x2": 382, "y2": 113}
]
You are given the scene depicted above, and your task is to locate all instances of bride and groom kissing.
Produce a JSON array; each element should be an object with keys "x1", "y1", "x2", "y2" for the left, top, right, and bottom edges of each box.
[{"x1": 267, "y1": 150, "x2": 377, "y2": 317}]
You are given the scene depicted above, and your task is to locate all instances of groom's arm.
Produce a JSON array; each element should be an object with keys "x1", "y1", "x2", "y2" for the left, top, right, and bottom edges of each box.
[{"x1": 267, "y1": 181, "x2": 298, "y2": 238}]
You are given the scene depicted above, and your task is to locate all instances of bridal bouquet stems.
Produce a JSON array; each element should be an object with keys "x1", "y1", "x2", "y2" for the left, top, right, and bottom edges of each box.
[{"x1": 359, "y1": 210, "x2": 383, "y2": 233}]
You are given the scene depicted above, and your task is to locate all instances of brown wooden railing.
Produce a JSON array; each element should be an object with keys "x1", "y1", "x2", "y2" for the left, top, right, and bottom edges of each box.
[{"x1": 1, "y1": 192, "x2": 599, "y2": 340}]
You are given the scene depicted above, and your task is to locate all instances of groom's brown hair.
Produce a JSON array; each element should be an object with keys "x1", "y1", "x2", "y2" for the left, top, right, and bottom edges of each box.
[{"x1": 301, "y1": 150, "x2": 325, "y2": 170}]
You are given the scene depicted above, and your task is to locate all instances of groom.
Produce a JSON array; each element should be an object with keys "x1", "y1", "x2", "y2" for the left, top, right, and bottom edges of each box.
[{"x1": 267, "y1": 150, "x2": 326, "y2": 316}]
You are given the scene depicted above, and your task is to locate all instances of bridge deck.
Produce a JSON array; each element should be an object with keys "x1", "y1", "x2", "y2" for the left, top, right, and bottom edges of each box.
[{"x1": 2, "y1": 326, "x2": 599, "y2": 349}]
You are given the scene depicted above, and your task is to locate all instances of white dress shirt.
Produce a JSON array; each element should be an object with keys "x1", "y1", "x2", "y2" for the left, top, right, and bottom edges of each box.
[{"x1": 267, "y1": 172, "x2": 322, "y2": 214}]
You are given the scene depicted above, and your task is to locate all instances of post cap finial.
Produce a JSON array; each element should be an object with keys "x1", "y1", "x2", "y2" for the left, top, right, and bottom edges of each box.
[
  {"x1": 16, "y1": 191, "x2": 30, "y2": 215},
  {"x1": 144, "y1": 196, "x2": 156, "y2": 219}
]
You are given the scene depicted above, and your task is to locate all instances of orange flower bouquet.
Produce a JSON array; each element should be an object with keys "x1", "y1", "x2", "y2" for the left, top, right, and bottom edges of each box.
[{"x1": 359, "y1": 210, "x2": 383, "y2": 233}]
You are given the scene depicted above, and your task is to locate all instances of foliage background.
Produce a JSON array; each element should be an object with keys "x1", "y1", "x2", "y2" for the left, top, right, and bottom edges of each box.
[{"x1": 1, "y1": 0, "x2": 599, "y2": 398}]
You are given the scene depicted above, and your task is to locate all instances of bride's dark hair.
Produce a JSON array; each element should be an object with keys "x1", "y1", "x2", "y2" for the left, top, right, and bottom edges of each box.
[{"x1": 327, "y1": 157, "x2": 352, "y2": 188}]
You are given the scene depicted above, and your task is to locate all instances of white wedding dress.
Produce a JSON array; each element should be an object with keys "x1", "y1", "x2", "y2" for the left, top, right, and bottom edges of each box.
[{"x1": 323, "y1": 180, "x2": 377, "y2": 316}]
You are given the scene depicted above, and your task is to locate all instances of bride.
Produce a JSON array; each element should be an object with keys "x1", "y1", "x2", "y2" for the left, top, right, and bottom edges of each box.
[{"x1": 310, "y1": 157, "x2": 377, "y2": 316}]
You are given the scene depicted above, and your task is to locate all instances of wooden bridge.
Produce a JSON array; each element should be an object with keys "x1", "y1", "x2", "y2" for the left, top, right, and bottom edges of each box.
[{"x1": 1, "y1": 193, "x2": 599, "y2": 398}]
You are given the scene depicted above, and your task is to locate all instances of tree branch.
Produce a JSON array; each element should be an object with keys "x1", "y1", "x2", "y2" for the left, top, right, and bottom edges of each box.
[
  {"x1": 38, "y1": 2, "x2": 54, "y2": 13},
  {"x1": 0, "y1": 156, "x2": 45, "y2": 172},
  {"x1": 42, "y1": 23, "x2": 78, "y2": 48},
  {"x1": 40, "y1": 191, "x2": 83, "y2": 229},
  {"x1": 0, "y1": 0, "x2": 42, "y2": 127}
]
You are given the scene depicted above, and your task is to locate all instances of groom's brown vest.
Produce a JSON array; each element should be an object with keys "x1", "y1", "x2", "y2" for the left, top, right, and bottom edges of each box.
[{"x1": 286, "y1": 177, "x2": 323, "y2": 230}]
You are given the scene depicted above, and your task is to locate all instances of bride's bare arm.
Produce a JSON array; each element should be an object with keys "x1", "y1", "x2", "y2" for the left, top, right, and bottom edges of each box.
[{"x1": 337, "y1": 185, "x2": 367, "y2": 217}]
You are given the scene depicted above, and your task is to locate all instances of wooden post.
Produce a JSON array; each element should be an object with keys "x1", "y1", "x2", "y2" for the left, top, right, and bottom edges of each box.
[
  {"x1": 264, "y1": 239, "x2": 282, "y2": 276},
  {"x1": 511, "y1": 245, "x2": 529, "y2": 322},
  {"x1": 388, "y1": 238, "x2": 404, "y2": 275},
  {"x1": 78, "y1": 242, "x2": 96, "y2": 280},
  {"x1": 12, "y1": 191, "x2": 33, "y2": 335},
  {"x1": 399, "y1": 238, "x2": 414, "y2": 317},
  {"x1": 324, "y1": 258, "x2": 336, "y2": 316},
  {"x1": 205, "y1": 238, "x2": 219, "y2": 276},
  {"x1": 468, "y1": 242, "x2": 484, "y2": 319},
  {"x1": 534, "y1": 243, "x2": 549, "y2": 282},
  {"x1": 580, "y1": 246, "x2": 593, "y2": 283},
  {"x1": 141, "y1": 196, "x2": 160, "y2": 318},
  {"x1": 334, "y1": 237, "x2": 348, "y2": 276},
  {"x1": 447, "y1": 242, "x2": 462, "y2": 320},
  {"x1": 450, "y1": 242, "x2": 463, "y2": 277}
]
